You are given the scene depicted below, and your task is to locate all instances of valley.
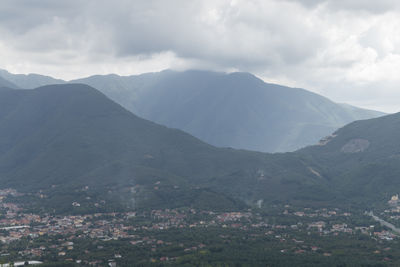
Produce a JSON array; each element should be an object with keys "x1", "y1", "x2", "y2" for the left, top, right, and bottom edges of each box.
[
  {"x1": 1, "y1": 1, "x2": 399, "y2": 266},
  {"x1": 0, "y1": 188, "x2": 399, "y2": 266}
]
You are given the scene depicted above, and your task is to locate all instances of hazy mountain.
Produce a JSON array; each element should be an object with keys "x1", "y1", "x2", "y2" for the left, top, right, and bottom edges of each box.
[
  {"x1": 0, "y1": 76, "x2": 18, "y2": 89},
  {"x1": 72, "y1": 70, "x2": 384, "y2": 152},
  {"x1": 0, "y1": 84, "x2": 319, "y2": 212},
  {"x1": 0, "y1": 69, "x2": 64, "y2": 89},
  {"x1": 0, "y1": 69, "x2": 384, "y2": 153}
]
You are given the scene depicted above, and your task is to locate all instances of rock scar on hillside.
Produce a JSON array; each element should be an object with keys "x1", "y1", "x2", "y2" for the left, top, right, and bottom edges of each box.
[
  {"x1": 308, "y1": 167, "x2": 322, "y2": 178},
  {"x1": 318, "y1": 134, "x2": 337, "y2": 146},
  {"x1": 341, "y1": 138, "x2": 370, "y2": 153}
]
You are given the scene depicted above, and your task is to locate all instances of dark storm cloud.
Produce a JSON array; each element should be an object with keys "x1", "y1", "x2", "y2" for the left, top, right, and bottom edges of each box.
[{"x1": 0, "y1": 0, "x2": 326, "y2": 68}]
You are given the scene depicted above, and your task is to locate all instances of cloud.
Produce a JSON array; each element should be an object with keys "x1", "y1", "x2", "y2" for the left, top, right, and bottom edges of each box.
[
  {"x1": 286, "y1": 0, "x2": 400, "y2": 14},
  {"x1": 0, "y1": 0, "x2": 400, "y2": 112},
  {"x1": 0, "y1": 1, "x2": 327, "y2": 69}
]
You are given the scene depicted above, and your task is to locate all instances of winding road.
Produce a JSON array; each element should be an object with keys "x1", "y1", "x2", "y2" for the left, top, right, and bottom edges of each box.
[{"x1": 367, "y1": 211, "x2": 400, "y2": 234}]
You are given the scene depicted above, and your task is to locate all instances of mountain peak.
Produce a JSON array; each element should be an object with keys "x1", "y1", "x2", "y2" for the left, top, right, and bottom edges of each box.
[{"x1": 71, "y1": 70, "x2": 384, "y2": 152}]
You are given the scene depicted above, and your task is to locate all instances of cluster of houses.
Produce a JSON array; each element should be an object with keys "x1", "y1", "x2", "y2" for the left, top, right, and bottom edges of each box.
[
  {"x1": 0, "y1": 187, "x2": 399, "y2": 264},
  {"x1": 288, "y1": 207, "x2": 351, "y2": 218}
]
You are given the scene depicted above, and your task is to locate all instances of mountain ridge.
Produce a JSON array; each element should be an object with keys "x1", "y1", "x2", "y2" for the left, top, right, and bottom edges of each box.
[
  {"x1": 72, "y1": 70, "x2": 384, "y2": 152},
  {"x1": 0, "y1": 69, "x2": 64, "y2": 89},
  {"x1": 0, "y1": 69, "x2": 385, "y2": 152}
]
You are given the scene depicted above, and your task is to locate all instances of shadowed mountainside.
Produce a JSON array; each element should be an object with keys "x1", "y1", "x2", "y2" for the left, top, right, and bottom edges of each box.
[
  {"x1": 0, "y1": 84, "x2": 323, "y2": 212},
  {"x1": 71, "y1": 70, "x2": 384, "y2": 152}
]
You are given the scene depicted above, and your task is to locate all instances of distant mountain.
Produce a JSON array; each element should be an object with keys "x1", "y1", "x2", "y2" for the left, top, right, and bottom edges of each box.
[
  {"x1": 0, "y1": 76, "x2": 18, "y2": 89},
  {"x1": 0, "y1": 69, "x2": 384, "y2": 152},
  {"x1": 0, "y1": 84, "x2": 320, "y2": 212},
  {"x1": 0, "y1": 69, "x2": 64, "y2": 89},
  {"x1": 72, "y1": 70, "x2": 385, "y2": 152}
]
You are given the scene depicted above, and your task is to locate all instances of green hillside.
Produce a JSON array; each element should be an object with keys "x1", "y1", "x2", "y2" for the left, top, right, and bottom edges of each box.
[
  {"x1": 0, "y1": 84, "x2": 323, "y2": 213},
  {"x1": 0, "y1": 83, "x2": 397, "y2": 214},
  {"x1": 299, "y1": 112, "x2": 400, "y2": 208}
]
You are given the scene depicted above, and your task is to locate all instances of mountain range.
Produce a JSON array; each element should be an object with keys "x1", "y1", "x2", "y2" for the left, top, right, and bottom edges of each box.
[
  {"x1": 0, "y1": 69, "x2": 63, "y2": 89},
  {"x1": 0, "y1": 69, "x2": 384, "y2": 152},
  {"x1": 0, "y1": 83, "x2": 398, "y2": 213}
]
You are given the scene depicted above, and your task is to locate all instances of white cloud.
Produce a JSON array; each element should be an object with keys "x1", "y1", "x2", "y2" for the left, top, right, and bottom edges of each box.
[{"x1": 0, "y1": 0, "x2": 400, "y2": 112}]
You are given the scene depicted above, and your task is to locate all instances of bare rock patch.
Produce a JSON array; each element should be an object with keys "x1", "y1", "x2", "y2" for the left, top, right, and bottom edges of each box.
[{"x1": 341, "y1": 139, "x2": 370, "y2": 153}]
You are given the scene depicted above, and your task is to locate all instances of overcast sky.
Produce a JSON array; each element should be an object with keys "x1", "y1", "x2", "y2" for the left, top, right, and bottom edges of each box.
[{"x1": 0, "y1": 0, "x2": 399, "y2": 112}]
